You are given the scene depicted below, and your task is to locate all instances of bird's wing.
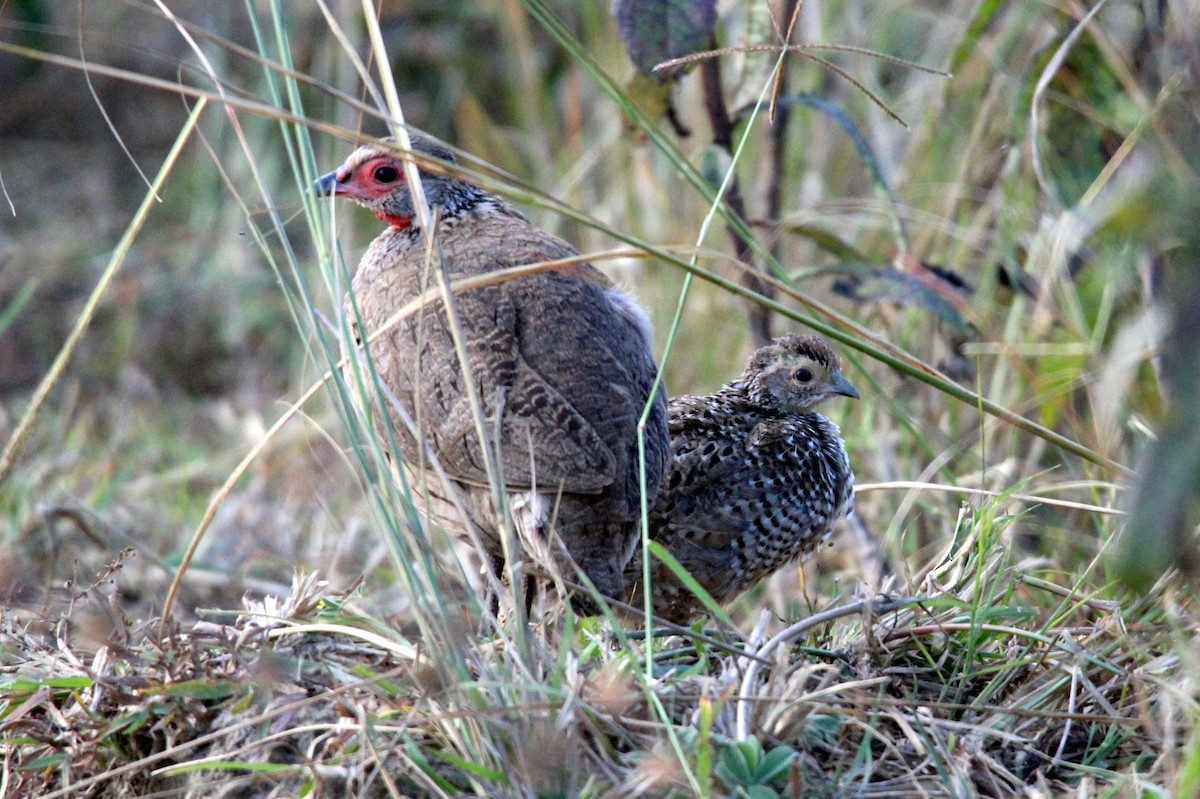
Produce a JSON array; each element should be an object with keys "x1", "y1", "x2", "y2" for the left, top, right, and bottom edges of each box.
[
  {"x1": 430, "y1": 222, "x2": 666, "y2": 499},
  {"x1": 665, "y1": 395, "x2": 718, "y2": 435},
  {"x1": 650, "y1": 420, "x2": 825, "y2": 550}
]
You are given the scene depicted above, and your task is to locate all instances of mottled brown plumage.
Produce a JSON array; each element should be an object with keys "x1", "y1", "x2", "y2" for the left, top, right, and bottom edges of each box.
[
  {"x1": 318, "y1": 136, "x2": 668, "y2": 610},
  {"x1": 625, "y1": 334, "x2": 857, "y2": 624}
]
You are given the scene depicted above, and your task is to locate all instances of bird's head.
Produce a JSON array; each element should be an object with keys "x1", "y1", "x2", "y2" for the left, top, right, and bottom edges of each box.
[
  {"x1": 315, "y1": 135, "x2": 483, "y2": 230},
  {"x1": 743, "y1": 334, "x2": 859, "y2": 414}
]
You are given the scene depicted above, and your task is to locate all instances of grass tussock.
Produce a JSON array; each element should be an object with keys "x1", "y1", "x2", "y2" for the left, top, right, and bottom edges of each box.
[
  {"x1": 2, "y1": 0, "x2": 1199, "y2": 797},
  {"x1": 0, "y1": 510, "x2": 1187, "y2": 797}
]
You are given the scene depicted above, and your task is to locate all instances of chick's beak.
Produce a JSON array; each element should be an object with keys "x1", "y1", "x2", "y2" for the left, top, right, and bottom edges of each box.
[
  {"x1": 314, "y1": 169, "x2": 343, "y2": 197},
  {"x1": 829, "y1": 370, "x2": 860, "y2": 400}
]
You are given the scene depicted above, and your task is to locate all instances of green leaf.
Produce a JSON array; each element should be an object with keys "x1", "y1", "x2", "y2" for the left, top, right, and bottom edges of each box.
[
  {"x1": 19, "y1": 753, "x2": 68, "y2": 770},
  {"x1": 163, "y1": 760, "x2": 295, "y2": 776},
  {"x1": 696, "y1": 698, "x2": 714, "y2": 795},
  {"x1": 613, "y1": 0, "x2": 717, "y2": 78},
  {"x1": 0, "y1": 279, "x2": 37, "y2": 339},
  {"x1": 735, "y1": 739, "x2": 763, "y2": 775},
  {"x1": 430, "y1": 748, "x2": 508, "y2": 784},
  {"x1": 802, "y1": 714, "x2": 840, "y2": 747},
  {"x1": 3, "y1": 736, "x2": 38, "y2": 746},
  {"x1": 715, "y1": 739, "x2": 756, "y2": 786},
  {"x1": 1, "y1": 676, "x2": 94, "y2": 693},
  {"x1": 745, "y1": 786, "x2": 780, "y2": 799},
  {"x1": 104, "y1": 709, "x2": 151, "y2": 737},
  {"x1": 778, "y1": 224, "x2": 872, "y2": 263},
  {"x1": 624, "y1": 72, "x2": 675, "y2": 123},
  {"x1": 145, "y1": 679, "x2": 242, "y2": 700},
  {"x1": 403, "y1": 740, "x2": 459, "y2": 794},
  {"x1": 756, "y1": 746, "x2": 797, "y2": 784},
  {"x1": 947, "y1": 0, "x2": 1002, "y2": 73}
]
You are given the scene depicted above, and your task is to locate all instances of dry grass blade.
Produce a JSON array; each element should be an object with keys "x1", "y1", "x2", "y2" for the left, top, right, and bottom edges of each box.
[
  {"x1": 735, "y1": 596, "x2": 923, "y2": 737},
  {"x1": 854, "y1": 480, "x2": 1126, "y2": 516},
  {"x1": 654, "y1": 42, "x2": 950, "y2": 128},
  {"x1": 653, "y1": 43, "x2": 950, "y2": 77},
  {"x1": 1030, "y1": 0, "x2": 1111, "y2": 205}
]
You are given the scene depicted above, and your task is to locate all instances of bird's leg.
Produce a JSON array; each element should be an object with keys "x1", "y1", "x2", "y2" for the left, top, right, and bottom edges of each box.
[
  {"x1": 487, "y1": 553, "x2": 537, "y2": 624},
  {"x1": 523, "y1": 573, "x2": 537, "y2": 619},
  {"x1": 488, "y1": 553, "x2": 506, "y2": 619}
]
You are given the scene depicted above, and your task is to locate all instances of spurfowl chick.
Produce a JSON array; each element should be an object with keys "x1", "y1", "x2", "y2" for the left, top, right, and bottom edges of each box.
[
  {"x1": 317, "y1": 136, "x2": 668, "y2": 612},
  {"x1": 625, "y1": 334, "x2": 858, "y2": 624}
]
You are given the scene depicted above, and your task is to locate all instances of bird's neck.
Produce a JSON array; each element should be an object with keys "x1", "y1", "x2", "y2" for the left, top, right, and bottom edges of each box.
[
  {"x1": 388, "y1": 182, "x2": 492, "y2": 234},
  {"x1": 721, "y1": 379, "x2": 820, "y2": 418},
  {"x1": 374, "y1": 210, "x2": 414, "y2": 230},
  {"x1": 719, "y1": 380, "x2": 773, "y2": 412},
  {"x1": 432, "y1": 182, "x2": 490, "y2": 220}
]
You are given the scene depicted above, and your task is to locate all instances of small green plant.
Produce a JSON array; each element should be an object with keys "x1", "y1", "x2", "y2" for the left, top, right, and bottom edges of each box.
[{"x1": 714, "y1": 736, "x2": 797, "y2": 799}]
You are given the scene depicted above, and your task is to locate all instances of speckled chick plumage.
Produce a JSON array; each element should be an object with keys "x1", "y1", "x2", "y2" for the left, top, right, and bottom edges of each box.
[
  {"x1": 319, "y1": 136, "x2": 669, "y2": 610},
  {"x1": 625, "y1": 334, "x2": 857, "y2": 624}
]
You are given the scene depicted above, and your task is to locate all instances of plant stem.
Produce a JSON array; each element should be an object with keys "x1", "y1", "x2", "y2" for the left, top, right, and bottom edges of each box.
[
  {"x1": 765, "y1": 0, "x2": 800, "y2": 272},
  {"x1": 700, "y1": 48, "x2": 774, "y2": 346}
]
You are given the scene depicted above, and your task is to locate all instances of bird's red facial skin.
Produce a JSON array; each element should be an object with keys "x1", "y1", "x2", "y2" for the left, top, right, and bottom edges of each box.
[
  {"x1": 332, "y1": 157, "x2": 411, "y2": 229},
  {"x1": 356, "y1": 157, "x2": 406, "y2": 197},
  {"x1": 331, "y1": 157, "x2": 406, "y2": 200}
]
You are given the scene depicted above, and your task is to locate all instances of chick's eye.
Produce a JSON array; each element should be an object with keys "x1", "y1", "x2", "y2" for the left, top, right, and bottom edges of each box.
[
  {"x1": 373, "y1": 165, "x2": 400, "y2": 183},
  {"x1": 792, "y1": 367, "x2": 813, "y2": 383}
]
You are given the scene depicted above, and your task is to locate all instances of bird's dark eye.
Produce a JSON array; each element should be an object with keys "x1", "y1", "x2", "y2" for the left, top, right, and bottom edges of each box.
[
  {"x1": 373, "y1": 165, "x2": 400, "y2": 183},
  {"x1": 793, "y1": 367, "x2": 813, "y2": 383}
]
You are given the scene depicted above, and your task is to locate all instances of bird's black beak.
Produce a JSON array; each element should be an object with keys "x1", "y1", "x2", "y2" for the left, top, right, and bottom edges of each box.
[
  {"x1": 830, "y1": 370, "x2": 860, "y2": 400},
  {"x1": 314, "y1": 169, "x2": 342, "y2": 197}
]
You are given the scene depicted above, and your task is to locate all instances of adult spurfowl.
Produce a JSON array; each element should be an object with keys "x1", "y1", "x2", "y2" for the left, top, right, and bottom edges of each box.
[
  {"x1": 625, "y1": 334, "x2": 857, "y2": 624},
  {"x1": 318, "y1": 136, "x2": 668, "y2": 613}
]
